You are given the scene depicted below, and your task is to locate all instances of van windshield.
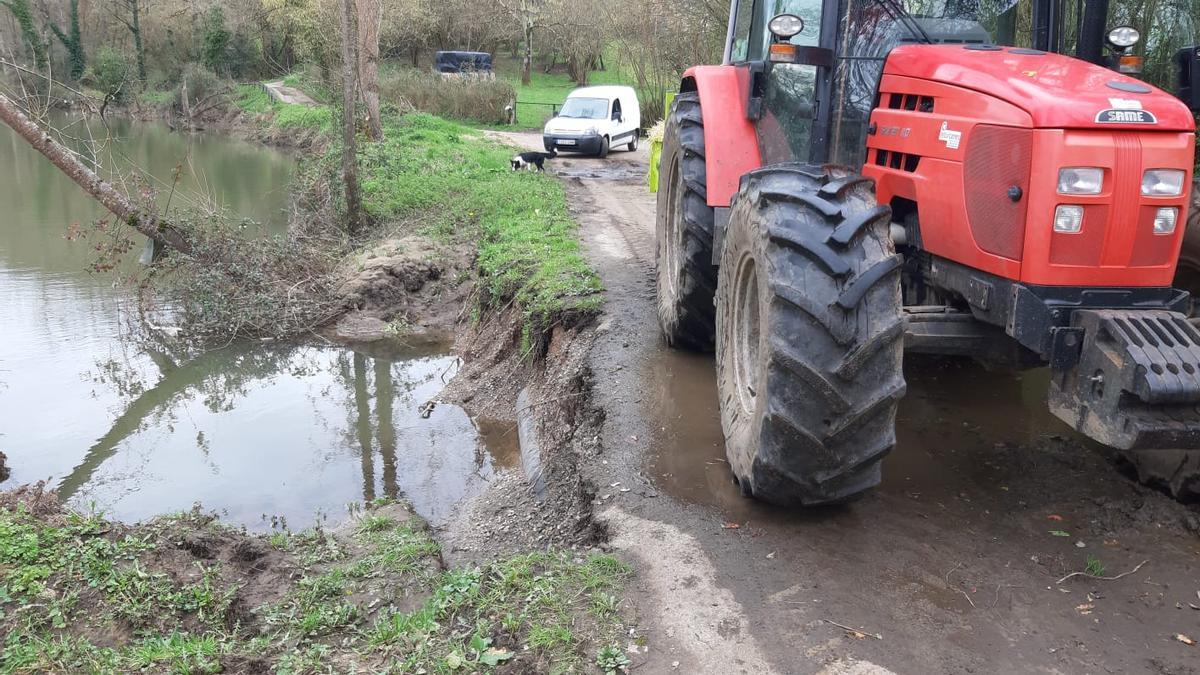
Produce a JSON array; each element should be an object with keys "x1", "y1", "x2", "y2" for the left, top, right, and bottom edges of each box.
[{"x1": 559, "y1": 97, "x2": 609, "y2": 119}]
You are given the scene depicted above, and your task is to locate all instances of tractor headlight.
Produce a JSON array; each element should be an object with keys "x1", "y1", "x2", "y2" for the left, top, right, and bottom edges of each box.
[
  {"x1": 1106, "y1": 26, "x2": 1141, "y2": 49},
  {"x1": 1054, "y1": 205, "x2": 1085, "y2": 234},
  {"x1": 1141, "y1": 169, "x2": 1186, "y2": 196},
  {"x1": 1153, "y1": 207, "x2": 1179, "y2": 235},
  {"x1": 1057, "y1": 167, "x2": 1104, "y2": 195}
]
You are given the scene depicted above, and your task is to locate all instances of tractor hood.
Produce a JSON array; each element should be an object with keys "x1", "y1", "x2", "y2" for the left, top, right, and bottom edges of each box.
[{"x1": 885, "y1": 45, "x2": 1196, "y2": 132}]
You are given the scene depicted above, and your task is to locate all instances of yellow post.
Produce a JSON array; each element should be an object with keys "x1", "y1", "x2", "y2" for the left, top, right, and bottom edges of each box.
[{"x1": 648, "y1": 92, "x2": 677, "y2": 193}]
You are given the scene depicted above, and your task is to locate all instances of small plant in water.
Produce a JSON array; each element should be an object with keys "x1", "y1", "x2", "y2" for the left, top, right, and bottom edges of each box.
[
  {"x1": 1085, "y1": 555, "x2": 1106, "y2": 577},
  {"x1": 596, "y1": 644, "x2": 630, "y2": 674}
]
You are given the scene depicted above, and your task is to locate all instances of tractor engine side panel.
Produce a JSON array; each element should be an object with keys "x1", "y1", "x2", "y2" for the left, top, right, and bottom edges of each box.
[
  {"x1": 682, "y1": 65, "x2": 763, "y2": 208},
  {"x1": 864, "y1": 75, "x2": 1033, "y2": 281}
]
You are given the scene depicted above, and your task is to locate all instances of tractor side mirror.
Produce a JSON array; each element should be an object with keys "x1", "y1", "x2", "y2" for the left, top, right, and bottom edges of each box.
[{"x1": 1177, "y1": 46, "x2": 1200, "y2": 112}]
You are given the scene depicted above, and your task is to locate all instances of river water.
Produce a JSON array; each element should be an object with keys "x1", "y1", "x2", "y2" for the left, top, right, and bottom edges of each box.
[{"x1": 0, "y1": 116, "x2": 514, "y2": 529}]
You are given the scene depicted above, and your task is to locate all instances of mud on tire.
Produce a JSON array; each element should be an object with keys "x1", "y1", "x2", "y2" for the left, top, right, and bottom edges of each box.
[
  {"x1": 655, "y1": 91, "x2": 718, "y2": 351},
  {"x1": 716, "y1": 165, "x2": 906, "y2": 506}
]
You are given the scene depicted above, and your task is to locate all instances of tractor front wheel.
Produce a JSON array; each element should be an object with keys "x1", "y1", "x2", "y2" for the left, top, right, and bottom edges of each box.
[{"x1": 716, "y1": 165, "x2": 906, "y2": 505}]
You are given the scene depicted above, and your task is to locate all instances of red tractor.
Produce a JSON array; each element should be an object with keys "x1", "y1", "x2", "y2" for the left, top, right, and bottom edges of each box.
[{"x1": 656, "y1": 0, "x2": 1200, "y2": 505}]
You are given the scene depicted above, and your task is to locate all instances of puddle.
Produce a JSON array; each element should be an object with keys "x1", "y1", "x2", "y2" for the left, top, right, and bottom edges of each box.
[
  {"x1": 10, "y1": 339, "x2": 516, "y2": 530},
  {"x1": 645, "y1": 349, "x2": 1096, "y2": 520},
  {"x1": 554, "y1": 160, "x2": 646, "y2": 182}
]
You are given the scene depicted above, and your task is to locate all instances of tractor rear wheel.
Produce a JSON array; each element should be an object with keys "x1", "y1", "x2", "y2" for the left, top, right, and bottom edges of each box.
[
  {"x1": 716, "y1": 165, "x2": 906, "y2": 505},
  {"x1": 655, "y1": 91, "x2": 717, "y2": 350}
]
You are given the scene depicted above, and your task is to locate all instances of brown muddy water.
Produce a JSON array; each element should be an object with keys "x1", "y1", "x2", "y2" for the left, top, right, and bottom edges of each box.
[
  {"x1": 0, "y1": 116, "x2": 516, "y2": 529},
  {"x1": 646, "y1": 349, "x2": 1101, "y2": 518}
]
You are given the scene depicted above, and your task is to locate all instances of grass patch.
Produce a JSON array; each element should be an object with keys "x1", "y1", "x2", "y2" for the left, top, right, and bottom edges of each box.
[
  {"x1": 0, "y1": 495, "x2": 632, "y2": 673},
  {"x1": 138, "y1": 89, "x2": 175, "y2": 107},
  {"x1": 367, "y1": 550, "x2": 632, "y2": 673},
  {"x1": 234, "y1": 83, "x2": 273, "y2": 114},
  {"x1": 357, "y1": 112, "x2": 603, "y2": 330},
  {"x1": 271, "y1": 103, "x2": 333, "y2": 132}
]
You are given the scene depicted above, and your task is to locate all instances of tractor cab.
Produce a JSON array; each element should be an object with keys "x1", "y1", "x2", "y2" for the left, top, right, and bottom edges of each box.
[{"x1": 655, "y1": 0, "x2": 1200, "y2": 506}]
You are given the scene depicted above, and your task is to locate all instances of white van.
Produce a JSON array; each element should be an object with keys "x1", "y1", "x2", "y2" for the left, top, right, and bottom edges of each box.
[{"x1": 542, "y1": 86, "x2": 641, "y2": 158}]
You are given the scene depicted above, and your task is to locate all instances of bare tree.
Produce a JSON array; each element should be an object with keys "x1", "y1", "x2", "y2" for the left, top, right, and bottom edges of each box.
[
  {"x1": 339, "y1": 0, "x2": 363, "y2": 235},
  {"x1": 109, "y1": 0, "x2": 149, "y2": 82},
  {"x1": 498, "y1": 0, "x2": 543, "y2": 85},
  {"x1": 0, "y1": 91, "x2": 192, "y2": 253},
  {"x1": 356, "y1": 0, "x2": 382, "y2": 140}
]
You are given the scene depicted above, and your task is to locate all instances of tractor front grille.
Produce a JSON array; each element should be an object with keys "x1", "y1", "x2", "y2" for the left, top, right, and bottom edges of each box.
[{"x1": 963, "y1": 125, "x2": 1032, "y2": 261}]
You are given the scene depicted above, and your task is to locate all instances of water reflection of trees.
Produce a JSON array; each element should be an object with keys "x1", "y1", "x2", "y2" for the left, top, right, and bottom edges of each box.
[
  {"x1": 61, "y1": 344, "x2": 316, "y2": 499},
  {"x1": 65, "y1": 336, "x2": 486, "y2": 522}
]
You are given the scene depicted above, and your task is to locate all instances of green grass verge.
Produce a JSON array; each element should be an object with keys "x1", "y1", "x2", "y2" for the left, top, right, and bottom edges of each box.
[
  {"x1": 357, "y1": 112, "x2": 603, "y2": 327},
  {"x1": 234, "y1": 83, "x2": 273, "y2": 114},
  {"x1": 138, "y1": 89, "x2": 175, "y2": 107},
  {"x1": 271, "y1": 103, "x2": 333, "y2": 132},
  {"x1": 0, "y1": 501, "x2": 632, "y2": 673}
]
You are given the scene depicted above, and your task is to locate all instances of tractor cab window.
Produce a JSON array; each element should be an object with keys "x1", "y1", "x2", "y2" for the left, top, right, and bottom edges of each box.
[
  {"x1": 730, "y1": 0, "x2": 757, "y2": 62},
  {"x1": 757, "y1": 0, "x2": 826, "y2": 163},
  {"x1": 827, "y1": 0, "x2": 1028, "y2": 168}
]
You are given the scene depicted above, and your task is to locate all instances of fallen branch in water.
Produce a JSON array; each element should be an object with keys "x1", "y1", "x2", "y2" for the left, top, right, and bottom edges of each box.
[
  {"x1": 0, "y1": 91, "x2": 192, "y2": 255},
  {"x1": 1057, "y1": 559, "x2": 1149, "y2": 585}
]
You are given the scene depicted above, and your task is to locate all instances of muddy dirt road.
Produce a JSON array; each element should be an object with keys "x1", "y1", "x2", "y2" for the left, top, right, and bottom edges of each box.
[{"x1": 494, "y1": 132, "x2": 1200, "y2": 675}]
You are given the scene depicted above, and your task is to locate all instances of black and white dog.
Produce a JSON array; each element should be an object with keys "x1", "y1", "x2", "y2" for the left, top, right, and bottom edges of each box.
[{"x1": 511, "y1": 149, "x2": 557, "y2": 172}]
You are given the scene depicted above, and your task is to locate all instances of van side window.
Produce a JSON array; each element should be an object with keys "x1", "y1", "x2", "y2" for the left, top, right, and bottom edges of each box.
[
  {"x1": 612, "y1": 99, "x2": 622, "y2": 121},
  {"x1": 729, "y1": 0, "x2": 756, "y2": 62}
]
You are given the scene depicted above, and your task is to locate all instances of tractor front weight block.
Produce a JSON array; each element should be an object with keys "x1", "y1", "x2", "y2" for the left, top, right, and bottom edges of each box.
[{"x1": 1048, "y1": 310, "x2": 1200, "y2": 450}]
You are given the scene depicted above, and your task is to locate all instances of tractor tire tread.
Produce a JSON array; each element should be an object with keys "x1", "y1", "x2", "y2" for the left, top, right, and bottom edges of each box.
[
  {"x1": 717, "y1": 163, "x2": 906, "y2": 506},
  {"x1": 656, "y1": 91, "x2": 718, "y2": 351}
]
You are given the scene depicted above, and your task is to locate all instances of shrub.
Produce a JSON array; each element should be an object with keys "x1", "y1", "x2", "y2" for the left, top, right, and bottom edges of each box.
[
  {"x1": 174, "y1": 64, "x2": 226, "y2": 109},
  {"x1": 91, "y1": 47, "x2": 130, "y2": 102},
  {"x1": 378, "y1": 70, "x2": 515, "y2": 125}
]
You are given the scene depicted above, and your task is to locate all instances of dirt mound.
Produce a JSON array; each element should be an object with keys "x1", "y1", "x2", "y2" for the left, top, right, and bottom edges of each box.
[{"x1": 334, "y1": 236, "x2": 472, "y2": 341}]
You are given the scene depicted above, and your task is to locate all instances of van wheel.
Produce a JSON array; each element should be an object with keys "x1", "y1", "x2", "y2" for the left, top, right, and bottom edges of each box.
[
  {"x1": 628, "y1": 133, "x2": 639, "y2": 152},
  {"x1": 598, "y1": 136, "x2": 610, "y2": 159}
]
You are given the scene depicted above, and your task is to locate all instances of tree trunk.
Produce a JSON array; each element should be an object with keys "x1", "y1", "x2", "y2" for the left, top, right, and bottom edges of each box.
[
  {"x1": 522, "y1": 20, "x2": 533, "y2": 86},
  {"x1": 131, "y1": 0, "x2": 146, "y2": 82},
  {"x1": 356, "y1": 0, "x2": 382, "y2": 141},
  {"x1": 339, "y1": 0, "x2": 363, "y2": 236},
  {"x1": 180, "y1": 77, "x2": 193, "y2": 131},
  {"x1": 0, "y1": 92, "x2": 192, "y2": 254}
]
